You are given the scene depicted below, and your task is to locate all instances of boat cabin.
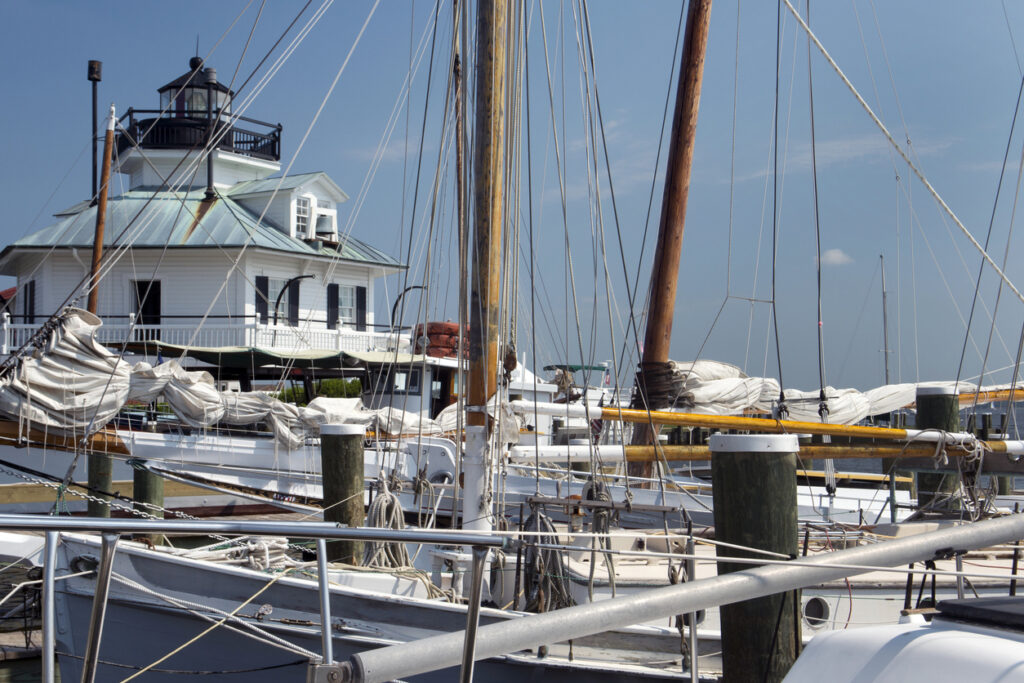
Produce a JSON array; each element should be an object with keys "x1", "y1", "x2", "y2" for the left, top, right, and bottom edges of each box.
[{"x1": 356, "y1": 351, "x2": 560, "y2": 444}]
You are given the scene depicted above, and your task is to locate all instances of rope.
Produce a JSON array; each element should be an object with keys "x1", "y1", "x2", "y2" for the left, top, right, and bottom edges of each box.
[
  {"x1": 363, "y1": 480, "x2": 413, "y2": 569},
  {"x1": 117, "y1": 566, "x2": 311, "y2": 682},
  {"x1": 521, "y1": 508, "x2": 575, "y2": 613},
  {"x1": 110, "y1": 570, "x2": 317, "y2": 666},
  {"x1": 582, "y1": 477, "x2": 615, "y2": 601}
]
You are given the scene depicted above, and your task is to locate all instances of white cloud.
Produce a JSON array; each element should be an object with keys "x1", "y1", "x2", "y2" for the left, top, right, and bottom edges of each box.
[{"x1": 821, "y1": 248, "x2": 852, "y2": 266}]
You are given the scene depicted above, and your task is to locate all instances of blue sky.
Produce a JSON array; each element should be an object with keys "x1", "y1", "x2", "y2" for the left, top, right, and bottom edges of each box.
[{"x1": 3, "y1": 1, "x2": 1024, "y2": 392}]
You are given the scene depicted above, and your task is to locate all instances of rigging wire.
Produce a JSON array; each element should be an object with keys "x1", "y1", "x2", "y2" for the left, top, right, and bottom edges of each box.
[
  {"x1": 786, "y1": 0, "x2": 1024, "y2": 312},
  {"x1": 971, "y1": 135, "x2": 1024, "y2": 428},
  {"x1": 804, "y1": 0, "x2": 835, "y2": 497},
  {"x1": 955, "y1": 69, "x2": 1024, "y2": 403},
  {"x1": 771, "y1": 0, "x2": 787, "y2": 412}
]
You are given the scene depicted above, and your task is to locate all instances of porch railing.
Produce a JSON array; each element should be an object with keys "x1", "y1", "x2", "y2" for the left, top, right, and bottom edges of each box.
[{"x1": 0, "y1": 315, "x2": 405, "y2": 356}]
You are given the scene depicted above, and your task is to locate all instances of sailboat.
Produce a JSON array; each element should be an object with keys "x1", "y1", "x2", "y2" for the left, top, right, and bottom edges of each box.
[{"x1": 3, "y1": 1, "x2": 1024, "y2": 680}]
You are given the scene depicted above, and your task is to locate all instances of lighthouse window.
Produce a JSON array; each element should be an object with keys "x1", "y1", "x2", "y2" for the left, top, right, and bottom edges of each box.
[
  {"x1": 338, "y1": 285, "x2": 356, "y2": 323},
  {"x1": 295, "y1": 197, "x2": 310, "y2": 236},
  {"x1": 267, "y1": 278, "x2": 294, "y2": 325},
  {"x1": 186, "y1": 89, "x2": 207, "y2": 115}
]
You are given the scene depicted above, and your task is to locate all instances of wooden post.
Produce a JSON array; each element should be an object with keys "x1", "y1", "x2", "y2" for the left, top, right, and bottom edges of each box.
[
  {"x1": 133, "y1": 465, "x2": 164, "y2": 545},
  {"x1": 915, "y1": 386, "x2": 959, "y2": 510},
  {"x1": 87, "y1": 104, "x2": 116, "y2": 518},
  {"x1": 984, "y1": 413, "x2": 1013, "y2": 495},
  {"x1": 321, "y1": 424, "x2": 365, "y2": 564},
  {"x1": 629, "y1": 0, "x2": 712, "y2": 478},
  {"x1": 711, "y1": 434, "x2": 800, "y2": 682}
]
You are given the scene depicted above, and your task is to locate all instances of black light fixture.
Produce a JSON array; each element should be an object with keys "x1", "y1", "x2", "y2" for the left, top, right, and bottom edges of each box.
[
  {"x1": 88, "y1": 60, "x2": 102, "y2": 201},
  {"x1": 273, "y1": 274, "x2": 315, "y2": 325}
]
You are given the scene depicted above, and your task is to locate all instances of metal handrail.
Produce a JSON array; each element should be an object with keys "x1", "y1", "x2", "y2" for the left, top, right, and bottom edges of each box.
[
  {"x1": 28, "y1": 517, "x2": 505, "y2": 683},
  {"x1": 0, "y1": 515, "x2": 505, "y2": 548}
]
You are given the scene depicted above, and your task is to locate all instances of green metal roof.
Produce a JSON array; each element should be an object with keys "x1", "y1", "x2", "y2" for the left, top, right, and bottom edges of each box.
[
  {"x1": 0, "y1": 187, "x2": 400, "y2": 270},
  {"x1": 227, "y1": 172, "x2": 349, "y2": 201}
]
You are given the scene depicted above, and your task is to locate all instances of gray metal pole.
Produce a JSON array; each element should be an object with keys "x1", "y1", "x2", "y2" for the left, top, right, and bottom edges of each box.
[
  {"x1": 81, "y1": 532, "x2": 119, "y2": 683},
  {"x1": 956, "y1": 553, "x2": 965, "y2": 600},
  {"x1": 317, "y1": 539, "x2": 334, "y2": 664},
  {"x1": 459, "y1": 547, "x2": 488, "y2": 683},
  {"x1": 42, "y1": 531, "x2": 58, "y2": 683},
  {"x1": 686, "y1": 536, "x2": 698, "y2": 683},
  {"x1": 347, "y1": 512, "x2": 1024, "y2": 683}
]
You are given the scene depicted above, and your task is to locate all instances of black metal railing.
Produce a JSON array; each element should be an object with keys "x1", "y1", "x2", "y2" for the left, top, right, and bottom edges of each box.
[{"x1": 117, "y1": 108, "x2": 281, "y2": 162}]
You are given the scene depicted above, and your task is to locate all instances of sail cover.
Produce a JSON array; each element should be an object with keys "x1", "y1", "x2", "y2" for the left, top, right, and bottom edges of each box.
[
  {"x1": 0, "y1": 310, "x2": 131, "y2": 435},
  {"x1": 666, "y1": 360, "x2": 1002, "y2": 424},
  {"x1": 0, "y1": 309, "x2": 439, "y2": 448}
]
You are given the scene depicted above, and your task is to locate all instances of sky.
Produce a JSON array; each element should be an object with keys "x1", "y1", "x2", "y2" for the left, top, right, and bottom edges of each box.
[{"x1": 3, "y1": 1, "x2": 1024, "y2": 394}]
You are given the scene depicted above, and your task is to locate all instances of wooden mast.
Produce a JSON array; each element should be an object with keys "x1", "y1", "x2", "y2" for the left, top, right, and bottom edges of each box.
[
  {"x1": 452, "y1": 0, "x2": 468, "y2": 526},
  {"x1": 87, "y1": 105, "x2": 115, "y2": 315},
  {"x1": 87, "y1": 104, "x2": 116, "y2": 517},
  {"x1": 629, "y1": 0, "x2": 712, "y2": 478},
  {"x1": 463, "y1": 0, "x2": 507, "y2": 535}
]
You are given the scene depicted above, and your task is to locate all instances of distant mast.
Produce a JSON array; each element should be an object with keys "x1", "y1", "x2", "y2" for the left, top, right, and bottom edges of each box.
[
  {"x1": 880, "y1": 254, "x2": 890, "y2": 385},
  {"x1": 629, "y1": 0, "x2": 712, "y2": 478}
]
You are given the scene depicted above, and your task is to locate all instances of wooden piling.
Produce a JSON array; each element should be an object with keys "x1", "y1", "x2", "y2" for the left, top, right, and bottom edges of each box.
[
  {"x1": 915, "y1": 387, "x2": 959, "y2": 509},
  {"x1": 320, "y1": 424, "x2": 365, "y2": 564},
  {"x1": 133, "y1": 464, "x2": 164, "y2": 545},
  {"x1": 711, "y1": 433, "x2": 800, "y2": 682}
]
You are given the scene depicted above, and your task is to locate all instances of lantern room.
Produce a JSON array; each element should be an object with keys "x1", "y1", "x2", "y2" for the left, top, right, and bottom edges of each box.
[
  {"x1": 115, "y1": 57, "x2": 283, "y2": 189},
  {"x1": 158, "y1": 56, "x2": 232, "y2": 118}
]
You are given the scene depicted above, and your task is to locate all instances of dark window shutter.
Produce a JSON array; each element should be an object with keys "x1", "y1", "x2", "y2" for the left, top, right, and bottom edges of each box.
[
  {"x1": 288, "y1": 279, "x2": 301, "y2": 326},
  {"x1": 23, "y1": 281, "x2": 35, "y2": 325},
  {"x1": 327, "y1": 284, "x2": 339, "y2": 330},
  {"x1": 356, "y1": 286, "x2": 367, "y2": 331},
  {"x1": 255, "y1": 276, "x2": 269, "y2": 321}
]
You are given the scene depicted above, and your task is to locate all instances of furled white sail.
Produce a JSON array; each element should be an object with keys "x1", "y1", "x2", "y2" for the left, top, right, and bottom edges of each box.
[
  {"x1": 0, "y1": 310, "x2": 439, "y2": 448},
  {"x1": 0, "y1": 310, "x2": 131, "y2": 434},
  {"x1": 667, "y1": 360, "x2": 1004, "y2": 425}
]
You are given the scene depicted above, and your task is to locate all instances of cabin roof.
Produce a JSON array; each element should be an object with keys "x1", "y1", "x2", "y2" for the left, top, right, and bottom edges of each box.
[
  {"x1": 0, "y1": 187, "x2": 401, "y2": 273},
  {"x1": 227, "y1": 172, "x2": 349, "y2": 202}
]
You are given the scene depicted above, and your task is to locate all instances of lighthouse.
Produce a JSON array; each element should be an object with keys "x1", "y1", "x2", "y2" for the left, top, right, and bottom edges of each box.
[
  {"x1": 0, "y1": 57, "x2": 403, "y2": 379},
  {"x1": 116, "y1": 57, "x2": 282, "y2": 193}
]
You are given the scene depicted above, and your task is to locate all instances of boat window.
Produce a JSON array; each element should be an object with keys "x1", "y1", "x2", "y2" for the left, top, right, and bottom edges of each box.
[{"x1": 370, "y1": 368, "x2": 421, "y2": 395}]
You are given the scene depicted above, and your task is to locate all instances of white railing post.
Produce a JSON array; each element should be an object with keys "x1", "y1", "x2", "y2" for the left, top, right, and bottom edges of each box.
[{"x1": 1, "y1": 311, "x2": 9, "y2": 355}]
